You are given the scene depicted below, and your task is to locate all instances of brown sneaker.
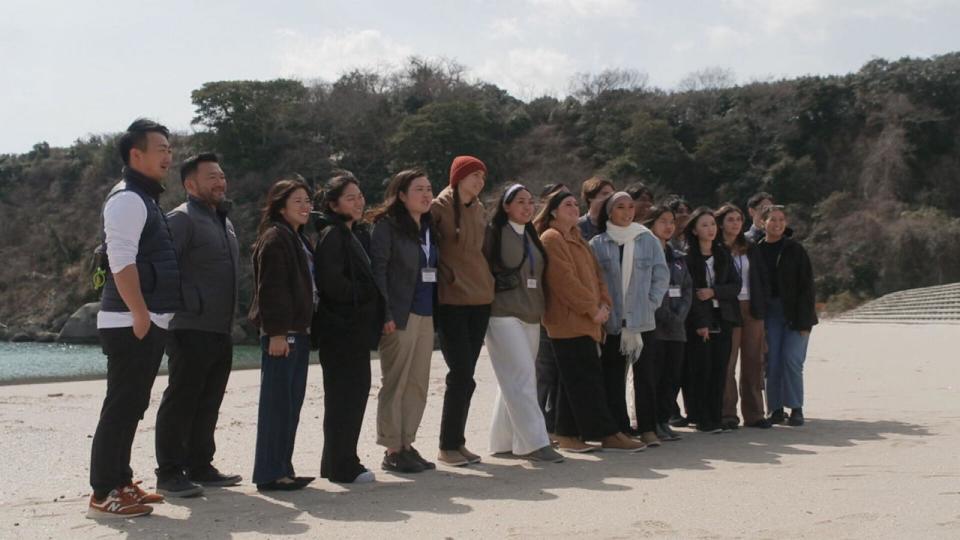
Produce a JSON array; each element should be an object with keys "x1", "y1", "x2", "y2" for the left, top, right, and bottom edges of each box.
[
  {"x1": 458, "y1": 446, "x2": 482, "y2": 464},
  {"x1": 640, "y1": 431, "x2": 661, "y2": 447},
  {"x1": 123, "y1": 481, "x2": 165, "y2": 504},
  {"x1": 601, "y1": 433, "x2": 647, "y2": 453},
  {"x1": 437, "y1": 449, "x2": 470, "y2": 467},
  {"x1": 87, "y1": 488, "x2": 153, "y2": 519},
  {"x1": 555, "y1": 435, "x2": 600, "y2": 453}
]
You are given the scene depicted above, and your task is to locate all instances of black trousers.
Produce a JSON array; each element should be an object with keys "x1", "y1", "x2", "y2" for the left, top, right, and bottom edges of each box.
[
  {"x1": 155, "y1": 329, "x2": 233, "y2": 479},
  {"x1": 684, "y1": 323, "x2": 732, "y2": 426},
  {"x1": 655, "y1": 340, "x2": 685, "y2": 424},
  {"x1": 631, "y1": 331, "x2": 659, "y2": 433},
  {"x1": 600, "y1": 334, "x2": 630, "y2": 433},
  {"x1": 90, "y1": 324, "x2": 167, "y2": 498},
  {"x1": 437, "y1": 304, "x2": 491, "y2": 450},
  {"x1": 551, "y1": 336, "x2": 619, "y2": 440},
  {"x1": 318, "y1": 339, "x2": 371, "y2": 482},
  {"x1": 535, "y1": 325, "x2": 560, "y2": 433}
]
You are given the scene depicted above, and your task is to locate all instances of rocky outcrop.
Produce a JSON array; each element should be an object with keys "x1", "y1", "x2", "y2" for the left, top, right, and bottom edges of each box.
[{"x1": 57, "y1": 302, "x2": 101, "y2": 344}]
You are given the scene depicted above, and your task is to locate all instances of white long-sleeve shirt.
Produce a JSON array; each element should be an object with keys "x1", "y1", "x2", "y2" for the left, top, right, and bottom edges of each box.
[{"x1": 96, "y1": 190, "x2": 175, "y2": 330}]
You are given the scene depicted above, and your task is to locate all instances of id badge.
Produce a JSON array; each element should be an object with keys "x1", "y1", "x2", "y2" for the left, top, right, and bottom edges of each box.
[
  {"x1": 712, "y1": 299, "x2": 720, "y2": 308},
  {"x1": 668, "y1": 287, "x2": 681, "y2": 298},
  {"x1": 286, "y1": 335, "x2": 296, "y2": 344},
  {"x1": 527, "y1": 278, "x2": 538, "y2": 289},
  {"x1": 422, "y1": 267, "x2": 437, "y2": 283}
]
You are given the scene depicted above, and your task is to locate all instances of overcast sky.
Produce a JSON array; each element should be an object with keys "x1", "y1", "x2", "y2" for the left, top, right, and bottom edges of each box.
[{"x1": 1, "y1": 0, "x2": 958, "y2": 153}]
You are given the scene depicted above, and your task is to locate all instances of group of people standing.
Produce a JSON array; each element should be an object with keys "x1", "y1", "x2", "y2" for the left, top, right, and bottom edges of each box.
[{"x1": 86, "y1": 118, "x2": 817, "y2": 520}]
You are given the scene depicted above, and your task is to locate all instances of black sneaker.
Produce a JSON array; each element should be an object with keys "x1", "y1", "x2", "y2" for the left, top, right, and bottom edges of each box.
[
  {"x1": 788, "y1": 408, "x2": 805, "y2": 426},
  {"x1": 722, "y1": 419, "x2": 740, "y2": 431},
  {"x1": 189, "y1": 466, "x2": 242, "y2": 487},
  {"x1": 696, "y1": 422, "x2": 723, "y2": 434},
  {"x1": 747, "y1": 418, "x2": 773, "y2": 429},
  {"x1": 768, "y1": 408, "x2": 787, "y2": 424},
  {"x1": 669, "y1": 415, "x2": 690, "y2": 428},
  {"x1": 156, "y1": 472, "x2": 204, "y2": 498},
  {"x1": 382, "y1": 450, "x2": 425, "y2": 473},
  {"x1": 405, "y1": 446, "x2": 436, "y2": 470}
]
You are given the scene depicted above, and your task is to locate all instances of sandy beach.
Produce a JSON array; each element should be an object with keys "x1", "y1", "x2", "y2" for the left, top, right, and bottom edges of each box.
[{"x1": 0, "y1": 321, "x2": 958, "y2": 539}]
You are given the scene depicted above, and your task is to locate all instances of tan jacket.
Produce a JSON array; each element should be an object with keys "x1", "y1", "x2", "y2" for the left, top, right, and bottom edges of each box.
[
  {"x1": 540, "y1": 226, "x2": 612, "y2": 342},
  {"x1": 430, "y1": 186, "x2": 495, "y2": 306}
]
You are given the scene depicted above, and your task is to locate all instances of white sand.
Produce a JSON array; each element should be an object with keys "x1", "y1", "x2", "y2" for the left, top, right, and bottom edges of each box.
[{"x1": 0, "y1": 322, "x2": 958, "y2": 539}]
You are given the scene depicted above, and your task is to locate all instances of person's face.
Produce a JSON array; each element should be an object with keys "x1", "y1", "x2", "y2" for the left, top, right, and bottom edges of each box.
[
  {"x1": 749, "y1": 198, "x2": 774, "y2": 228},
  {"x1": 399, "y1": 176, "x2": 433, "y2": 215},
  {"x1": 764, "y1": 209, "x2": 787, "y2": 238},
  {"x1": 280, "y1": 188, "x2": 312, "y2": 229},
  {"x1": 553, "y1": 196, "x2": 581, "y2": 230},
  {"x1": 589, "y1": 184, "x2": 615, "y2": 214},
  {"x1": 692, "y1": 213, "x2": 717, "y2": 243},
  {"x1": 130, "y1": 132, "x2": 172, "y2": 181},
  {"x1": 332, "y1": 182, "x2": 365, "y2": 222},
  {"x1": 674, "y1": 204, "x2": 691, "y2": 233},
  {"x1": 609, "y1": 198, "x2": 636, "y2": 227},
  {"x1": 185, "y1": 161, "x2": 226, "y2": 207},
  {"x1": 633, "y1": 194, "x2": 653, "y2": 222},
  {"x1": 650, "y1": 211, "x2": 675, "y2": 243},
  {"x1": 504, "y1": 189, "x2": 535, "y2": 225},
  {"x1": 458, "y1": 170, "x2": 486, "y2": 202},
  {"x1": 722, "y1": 210, "x2": 743, "y2": 239}
]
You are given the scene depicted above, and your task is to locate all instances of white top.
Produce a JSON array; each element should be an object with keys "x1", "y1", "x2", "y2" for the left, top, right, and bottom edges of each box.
[
  {"x1": 96, "y1": 190, "x2": 175, "y2": 330},
  {"x1": 734, "y1": 253, "x2": 750, "y2": 301}
]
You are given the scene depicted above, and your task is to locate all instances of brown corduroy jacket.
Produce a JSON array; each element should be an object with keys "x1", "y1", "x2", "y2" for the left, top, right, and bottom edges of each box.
[
  {"x1": 540, "y1": 226, "x2": 612, "y2": 342},
  {"x1": 430, "y1": 186, "x2": 495, "y2": 306}
]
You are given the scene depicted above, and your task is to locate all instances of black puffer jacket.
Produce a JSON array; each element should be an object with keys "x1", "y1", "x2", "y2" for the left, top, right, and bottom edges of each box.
[
  {"x1": 685, "y1": 243, "x2": 742, "y2": 330},
  {"x1": 312, "y1": 212, "x2": 382, "y2": 350},
  {"x1": 758, "y1": 236, "x2": 818, "y2": 332}
]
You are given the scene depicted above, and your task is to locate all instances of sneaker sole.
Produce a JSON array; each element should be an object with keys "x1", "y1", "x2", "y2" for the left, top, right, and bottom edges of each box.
[
  {"x1": 194, "y1": 479, "x2": 241, "y2": 487},
  {"x1": 437, "y1": 459, "x2": 470, "y2": 467},
  {"x1": 602, "y1": 446, "x2": 646, "y2": 453},
  {"x1": 157, "y1": 486, "x2": 204, "y2": 498},
  {"x1": 558, "y1": 446, "x2": 599, "y2": 454},
  {"x1": 87, "y1": 506, "x2": 153, "y2": 519}
]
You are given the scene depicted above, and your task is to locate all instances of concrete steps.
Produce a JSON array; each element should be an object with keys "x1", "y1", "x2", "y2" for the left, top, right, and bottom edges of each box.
[{"x1": 836, "y1": 282, "x2": 960, "y2": 324}]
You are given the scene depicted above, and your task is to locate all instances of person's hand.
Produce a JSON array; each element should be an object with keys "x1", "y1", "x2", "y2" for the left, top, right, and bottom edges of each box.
[
  {"x1": 696, "y1": 327, "x2": 710, "y2": 342},
  {"x1": 268, "y1": 335, "x2": 290, "y2": 357},
  {"x1": 593, "y1": 305, "x2": 610, "y2": 324},
  {"x1": 696, "y1": 288, "x2": 715, "y2": 301},
  {"x1": 383, "y1": 321, "x2": 397, "y2": 335},
  {"x1": 132, "y1": 310, "x2": 151, "y2": 340}
]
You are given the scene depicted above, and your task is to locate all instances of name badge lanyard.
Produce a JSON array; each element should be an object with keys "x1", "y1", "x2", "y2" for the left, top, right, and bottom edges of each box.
[
  {"x1": 523, "y1": 230, "x2": 538, "y2": 288},
  {"x1": 706, "y1": 258, "x2": 720, "y2": 308}
]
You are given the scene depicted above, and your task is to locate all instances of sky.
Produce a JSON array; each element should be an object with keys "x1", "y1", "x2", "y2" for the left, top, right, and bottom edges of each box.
[{"x1": 1, "y1": 0, "x2": 959, "y2": 154}]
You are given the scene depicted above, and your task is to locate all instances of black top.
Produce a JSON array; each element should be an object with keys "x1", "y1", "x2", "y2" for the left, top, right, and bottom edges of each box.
[{"x1": 760, "y1": 239, "x2": 784, "y2": 298}]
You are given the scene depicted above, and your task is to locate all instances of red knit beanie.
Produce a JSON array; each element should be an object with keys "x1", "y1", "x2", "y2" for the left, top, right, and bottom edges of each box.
[{"x1": 448, "y1": 155, "x2": 487, "y2": 187}]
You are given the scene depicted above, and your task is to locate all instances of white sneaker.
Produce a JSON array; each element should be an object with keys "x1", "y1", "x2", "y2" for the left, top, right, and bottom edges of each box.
[{"x1": 353, "y1": 470, "x2": 376, "y2": 484}]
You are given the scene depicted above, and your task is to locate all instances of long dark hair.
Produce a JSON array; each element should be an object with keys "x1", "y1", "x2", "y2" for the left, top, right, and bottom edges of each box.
[
  {"x1": 489, "y1": 184, "x2": 547, "y2": 270},
  {"x1": 317, "y1": 170, "x2": 362, "y2": 223},
  {"x1": 369, "y1": 168, "x2": 432, "y2": 239},
  {"x1": 715, "y1": 202, "x2": 748, "y2": 254},
  {"x1": 256, "y1": 178, "x2": 312, "y2": 239},
  {"x1": 641, "y1": 205, "x2": 674, "y2": 230},
  {"x1": 533, "y1": 190, "x2": 576, "y2": 235},
  {"x1": 683, "y1": 206, "x2": 721, "y2": 254}
]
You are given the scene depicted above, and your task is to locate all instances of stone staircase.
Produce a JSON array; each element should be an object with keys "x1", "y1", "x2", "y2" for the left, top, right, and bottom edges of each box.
[{"x1": 836, "y1": 282, "x2": 960, "y2": 324}]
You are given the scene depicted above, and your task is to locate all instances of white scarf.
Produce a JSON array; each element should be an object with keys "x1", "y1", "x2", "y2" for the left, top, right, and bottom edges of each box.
[{"x1": 605, "y1": 221, "x2": 647, "y2": 363}]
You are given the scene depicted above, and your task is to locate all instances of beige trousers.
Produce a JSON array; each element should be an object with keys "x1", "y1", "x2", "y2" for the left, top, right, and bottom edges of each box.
[
  {"x1": 376, "y1": 314, "x2": 434, "y2": 448},
  {"x1": 723, "y1": 301, "x2": 767, "y2": 424}
]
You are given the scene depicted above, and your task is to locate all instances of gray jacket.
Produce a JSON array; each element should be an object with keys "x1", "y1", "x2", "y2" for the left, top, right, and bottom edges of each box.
[
  {"x1": 653, "y1": 244, "x2": 693, "y2": 342},
  {"x1": 590, "y1": 226, "x2": 669, "y2": 335},
  {"x1": 370, "y1": 214, "x2": 437, "y2": 331},
  {"x1": 167, "y1": 197, "x2": 239, "y2": 334}
]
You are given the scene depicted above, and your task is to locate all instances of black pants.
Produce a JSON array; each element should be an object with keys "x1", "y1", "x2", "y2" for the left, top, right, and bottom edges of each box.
[
  {"x1": 684, "y1": 323, "x2": 732, "y2": 426},
  {"x1": 318, "y1": 339, "x2": 371, "y2": 482},
  {"x1": 155, "y1": 329, "x2": 233, "y2": 479},
  {"x1": 600, "y1": 334, "x2": 630, "y2": 433},
  {"x1": 437, "y1": 304, "x2": 491, "y2": 450},
  {"x1": 90, "y1": 324, "x2": 167, "y2": 499},
  {"x1": 551, "y1": 336, "x2": 619, "y2": 440},
  {"x1": 655, "y1": 340, "x2": 685, "y2": 424},
  {"x1": 535, "y1": 325, "x2": 560, "y2": 433},
  {"x1": 631, "y1": 331, "x2": 659, "y2": 433}
]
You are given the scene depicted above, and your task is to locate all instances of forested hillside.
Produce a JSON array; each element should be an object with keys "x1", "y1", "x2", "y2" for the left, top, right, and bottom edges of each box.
[{"x1": 3, "y1": 54, "x2": 960, "y2": 336}]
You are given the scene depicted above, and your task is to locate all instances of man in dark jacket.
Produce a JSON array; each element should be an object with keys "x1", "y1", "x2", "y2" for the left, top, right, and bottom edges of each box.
[
  {"x1": 88, "y1": 119, "x2": 180, "y2": 519},
  {"x1": 154, "y1": 153, "x2": 241, "y2": 496}
]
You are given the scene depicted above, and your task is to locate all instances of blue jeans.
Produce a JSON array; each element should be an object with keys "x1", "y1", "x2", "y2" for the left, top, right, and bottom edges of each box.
[
  {"x1": 764, "y1": 300, "x2": 809, "y2": 411},
  {"x1": 253, "y1": 334, "x2": 310, "y2": 485}
]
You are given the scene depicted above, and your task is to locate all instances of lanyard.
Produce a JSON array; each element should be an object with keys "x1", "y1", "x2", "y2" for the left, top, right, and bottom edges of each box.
[
  {"x1": 705, "y1": 256, "x2": 716, "y2": 287},
  {"x1": 733, "y1": 253, "x2": 745, "y2": 280},
  {"x1": 421, "y1": 227, "x2": 431, "y2": 263}
]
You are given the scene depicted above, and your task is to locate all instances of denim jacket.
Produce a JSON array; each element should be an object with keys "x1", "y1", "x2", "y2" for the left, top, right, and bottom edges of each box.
[{"x1": 590, "y1": 227, "x2": 670, "y2": 335}]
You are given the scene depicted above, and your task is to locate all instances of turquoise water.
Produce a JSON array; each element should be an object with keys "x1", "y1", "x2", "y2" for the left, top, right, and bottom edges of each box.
[{"x1": 0, "y1": 342, "x2": 274, "y2": 385}]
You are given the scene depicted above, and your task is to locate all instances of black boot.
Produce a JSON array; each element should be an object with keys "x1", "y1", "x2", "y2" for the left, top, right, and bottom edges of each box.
[
  {"x1": 768, "y1": 408, "x2": 786, "y2": 424},
  {"x1": 788, "y1": 408, "x2": 805, "y2": 426}
]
